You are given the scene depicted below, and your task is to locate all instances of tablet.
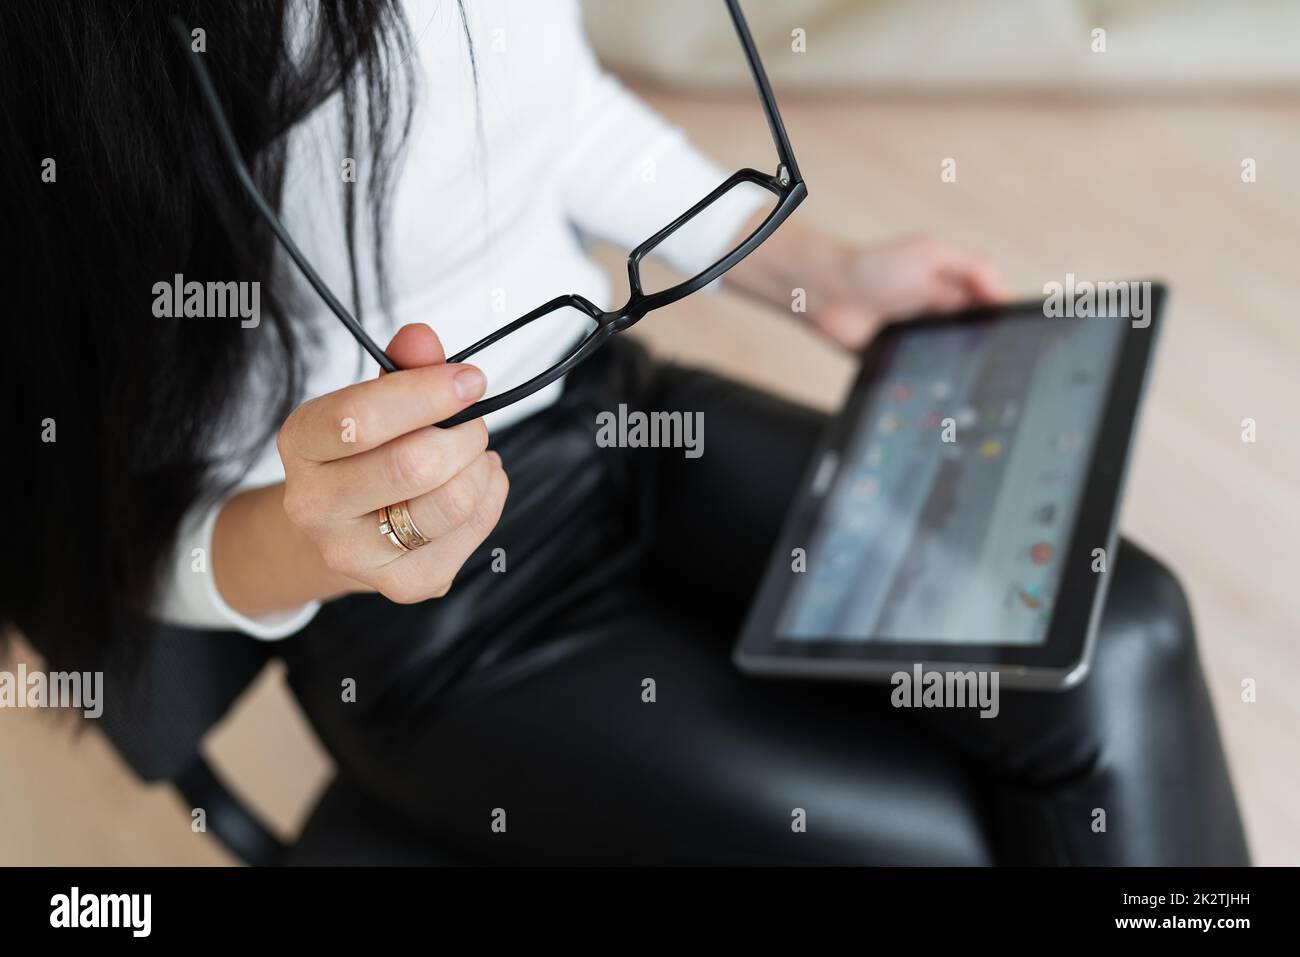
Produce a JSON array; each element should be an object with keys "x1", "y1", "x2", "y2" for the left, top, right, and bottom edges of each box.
[{"x1": 735, "y1": 286, "x2": 1164, "y2": 689}]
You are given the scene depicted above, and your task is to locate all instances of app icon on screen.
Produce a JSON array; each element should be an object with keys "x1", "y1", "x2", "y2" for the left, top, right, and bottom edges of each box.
[{"x1": 1014, "y1": 583, "x2": 1046, "y2": 611}]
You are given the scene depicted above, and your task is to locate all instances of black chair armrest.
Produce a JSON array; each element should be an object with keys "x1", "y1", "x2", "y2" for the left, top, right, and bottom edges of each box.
[{"x1": 174, "y1": 754, "x2": 288, "y2": 866}]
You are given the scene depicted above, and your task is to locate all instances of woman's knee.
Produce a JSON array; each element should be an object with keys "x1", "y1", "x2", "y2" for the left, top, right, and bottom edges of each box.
[{"x1": 1094, "y1": 538, "x2": 1198, "y2": 679}]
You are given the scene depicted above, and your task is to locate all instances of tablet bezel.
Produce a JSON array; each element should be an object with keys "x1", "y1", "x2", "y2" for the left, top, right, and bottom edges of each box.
[{"x1": 734, "y1": 285, "x2": 1165, "y2": 689}]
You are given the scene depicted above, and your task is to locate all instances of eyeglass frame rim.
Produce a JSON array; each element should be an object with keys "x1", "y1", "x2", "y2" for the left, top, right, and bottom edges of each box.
[
  {"x1": 171, "y1": 0, "x2": 805, "y2": 429},
  {"x1": 440, "y1": 171, "x2": 804, "y2": 426}
]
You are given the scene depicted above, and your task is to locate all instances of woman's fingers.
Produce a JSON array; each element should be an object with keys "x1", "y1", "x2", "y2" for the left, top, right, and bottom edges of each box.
[
  {"x1": 305, "y1": 451, "x2": 506, "y2": 582},
  {"x1": 372, "y1": 455, "x2": 510, "y2": 603},
  {"x1": 310, "y1": 419, "x2": 490, "y2": 520},
  {"x1": 384, "y1": 322, "x2": 446, "y2": 369},
  {"x1": 401, "y1": 449, "x2": 499, "y2": 542},
  {"x1": 941, "y1": 255, "x2": 1006, "y2": 304},
  {"x1": 279, "y1": 361, "x2": 487, "y2": 463},
  {"x1": 922, "y1": 239, "x2": 1007, "y2": 304},
  {"x1": 926, "y1": 275, "x2": 972, "y2": 312}
]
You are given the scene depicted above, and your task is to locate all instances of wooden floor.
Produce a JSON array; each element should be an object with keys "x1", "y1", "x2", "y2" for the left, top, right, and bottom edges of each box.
[{"x1": 2, "y1": 91, "x2": 1297, "y2": 866}]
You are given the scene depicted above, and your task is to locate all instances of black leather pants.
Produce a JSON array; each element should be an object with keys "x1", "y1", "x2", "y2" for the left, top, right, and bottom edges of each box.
[{"x1": 281, "y1": 339, "x2": 1250, "y2": 865}]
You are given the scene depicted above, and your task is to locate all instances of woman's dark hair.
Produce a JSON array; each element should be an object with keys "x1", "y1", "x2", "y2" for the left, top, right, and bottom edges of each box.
[{"x1": 0, "y1": 0, "x2": 426, "y2": 671}]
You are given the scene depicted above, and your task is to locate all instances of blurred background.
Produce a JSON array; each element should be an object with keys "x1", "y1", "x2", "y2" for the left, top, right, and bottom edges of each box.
[
  {"x1": 2, "y1": 0, "x2": 1297, "y2": 864},
  {"x1": 586, "y1": 0, "x2": 1300, "y2": 92}
]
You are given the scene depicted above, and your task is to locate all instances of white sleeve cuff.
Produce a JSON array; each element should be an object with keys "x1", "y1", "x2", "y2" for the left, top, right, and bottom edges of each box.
[{"x1": 154, "y1": 496, "x2": 321, "y2": 641}]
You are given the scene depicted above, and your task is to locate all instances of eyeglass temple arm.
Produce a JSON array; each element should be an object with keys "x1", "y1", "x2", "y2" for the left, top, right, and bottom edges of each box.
[
  {"x1": 725, "y1": 0, "x2": 801, "y2": 184},
  {"x1": 169, "y1": 17, "x2": 398, "y2": 374}
]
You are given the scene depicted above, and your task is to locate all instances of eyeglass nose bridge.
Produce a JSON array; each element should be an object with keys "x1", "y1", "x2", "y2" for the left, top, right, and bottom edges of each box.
[{"x1": 609, "y1": 303, "x2": 648, "y2": 333}]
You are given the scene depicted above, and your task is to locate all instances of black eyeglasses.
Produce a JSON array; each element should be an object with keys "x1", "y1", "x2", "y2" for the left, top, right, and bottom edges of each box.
[{"x1": 173, "y1": 0, "x2": 805, "y2": 427}]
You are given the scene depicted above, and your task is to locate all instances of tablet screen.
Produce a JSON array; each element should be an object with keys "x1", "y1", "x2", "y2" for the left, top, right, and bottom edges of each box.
[{"x1": 780, "y1": 315, "x2": 1125, "y2": 646}]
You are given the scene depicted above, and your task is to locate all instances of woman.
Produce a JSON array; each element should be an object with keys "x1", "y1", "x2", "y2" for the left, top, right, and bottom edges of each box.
[{"x1": 1, "y1": 0, "x2": 1246, "y2": 864}]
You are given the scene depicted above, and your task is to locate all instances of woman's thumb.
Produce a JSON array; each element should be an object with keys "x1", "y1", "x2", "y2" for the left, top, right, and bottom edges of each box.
[{"x1": 380, "y1": 322, "x2": 446, "y2": 375}]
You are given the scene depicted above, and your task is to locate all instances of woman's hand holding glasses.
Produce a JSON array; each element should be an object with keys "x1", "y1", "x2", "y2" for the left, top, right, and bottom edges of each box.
[{"x1": 268, "y1": 324, "x2": 508, "y2": 607}]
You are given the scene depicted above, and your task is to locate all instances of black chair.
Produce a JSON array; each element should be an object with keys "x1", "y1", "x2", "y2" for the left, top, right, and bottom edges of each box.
[{"x1": 81, "y1": 616, "x2": 455, "y2": 866}]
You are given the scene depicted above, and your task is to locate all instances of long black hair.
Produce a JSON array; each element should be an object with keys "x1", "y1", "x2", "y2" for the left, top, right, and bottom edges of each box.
[{"x1": 0, "y1": 0, "x2": 421, "y2": 671}]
